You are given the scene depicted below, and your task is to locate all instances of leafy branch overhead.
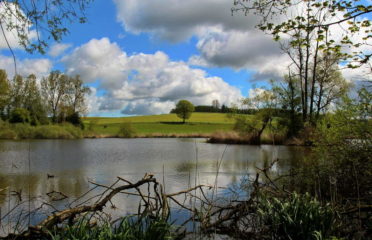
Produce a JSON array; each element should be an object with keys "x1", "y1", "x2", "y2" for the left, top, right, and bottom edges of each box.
[
  {"x1": 232, "y1": 0, "x2": 371, "y2": 69},
  {"x1": 233, "y1": 0, "x2": 369, "y2": 123},
  {"x1": 0, "y1": 0, "x2": 93, "y2": 54}
]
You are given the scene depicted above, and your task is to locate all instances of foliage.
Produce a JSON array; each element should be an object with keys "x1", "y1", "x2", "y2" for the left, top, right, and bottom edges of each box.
[
  {"x1": 233, "y1": 0, "x2": 371, "y2": 68},
  {"x1": 0, "y1": 69, "x2": 10, "y2": 119},
  {"x1": 49, "y1": 217, "x2": 174, "y2": 240},
  {"x1": 233, "y1": 89, "x2": 288, "y2": 144},
  {"x1": 9, "y1": 107, "x2": 30, "y2": 123},
  {"x1": 0, "y1": 0, "x2": 92, "y2": 54},
  {"x1": 117, "y1": 122, "x2": 136, "y2": 138},
  {"x1": 283, "y1": 88, "x2": 371, "y2": 237},
  {"x1": 258, "y1": 193, "x2": 337, "y2": 240},
  {"x1": 66, "y1": 112, "x2": 84, "y2": 129},
  {"x1": 233, "y1": 0, "x2": 369, "y2": 122},
  {"x1": 174, "y1": 100, "x2": 195, "y2": 123}
]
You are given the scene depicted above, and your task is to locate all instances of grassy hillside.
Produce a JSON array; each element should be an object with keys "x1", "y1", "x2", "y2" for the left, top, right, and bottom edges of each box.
[{"x1": 83, "y1": 113, "x2": 235, "y2": 136}]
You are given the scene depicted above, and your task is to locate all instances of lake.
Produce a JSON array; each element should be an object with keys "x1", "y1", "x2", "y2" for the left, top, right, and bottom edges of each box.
[{"x1": 0, "y1": 138, "x2": 307, "y2": 234}]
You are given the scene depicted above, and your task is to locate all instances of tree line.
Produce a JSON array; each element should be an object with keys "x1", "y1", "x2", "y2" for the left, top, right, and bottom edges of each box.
[{"x1": 0, "y1": 69, "x2": 90, "y2": 127}]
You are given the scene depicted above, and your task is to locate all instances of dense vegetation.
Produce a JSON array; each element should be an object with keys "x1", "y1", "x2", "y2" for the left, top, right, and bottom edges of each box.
[{"x1": 0, "y1": 69, "x2": 90, "y2": 139}]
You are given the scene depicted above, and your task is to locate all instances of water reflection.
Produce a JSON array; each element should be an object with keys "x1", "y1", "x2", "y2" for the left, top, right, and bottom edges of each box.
[{"x1": 0, "y1": 139, "x2": 307, "y2": 227}]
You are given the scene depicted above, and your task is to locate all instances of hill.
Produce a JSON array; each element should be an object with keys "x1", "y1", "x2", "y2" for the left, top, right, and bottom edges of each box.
[{"x1": 83, "y1": 113, "x2": 236, "y2": 137}]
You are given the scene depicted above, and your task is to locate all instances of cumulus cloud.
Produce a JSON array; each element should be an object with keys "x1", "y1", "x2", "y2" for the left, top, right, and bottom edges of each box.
[
  {"x1": 113, "y1": 0, "x2": 371, "y2": 83},
  {"x1": 0, "y1": 55, "x2": 52, "y2": 78},
  {"x1": 63, "y1": 38, "x2": 128, "y2": 89},
  {"x1": 113, "y1": 0, "x2": 257, "y2": 42},
  {"x1": 62, "y1": 38, "x2": 242, "y2": 115},
  {"x1": 48, "y1": 43, "x2": 72, "y2": 57},
  {"x1": 112, "y1": 0, "x2": 290, "y2": 81}
]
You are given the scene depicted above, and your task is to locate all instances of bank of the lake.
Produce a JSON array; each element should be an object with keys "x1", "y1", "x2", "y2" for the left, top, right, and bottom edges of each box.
[{"x1": 1, "y1": 113, "x2": 295, "y2": 144}]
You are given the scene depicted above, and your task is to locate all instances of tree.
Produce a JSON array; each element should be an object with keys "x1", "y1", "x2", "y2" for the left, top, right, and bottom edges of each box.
[
  {"x1": 174, "y1": 100, "x2": 195, "y2": 123},
  {"x1": 10, "y1": 74, "x2": 26, "y2": 109},
  {"x1": 237, "y1": 89, "x2": 279, "y2": 144},
  {"x1": 0, "y1": 69, "x2": 10, "y2": 119},
  {"x1": 65, "y1": 75, "x2": 91, "y2": 115},
  {"x1": 232, "y1": 0, "x2": 371, "y2": 122},
  {"x1": 23, "y1": 74, "x2": 48, "y2": 125},
  {"x1": 212, "y1": 99, "x2": 220, "y2": 110},
  {"x1": 271, "y1": 74, "x2": 302, "y2": 136},
  {"x1": 41, "y1": 71, "x2": 68, "y2": 123}
]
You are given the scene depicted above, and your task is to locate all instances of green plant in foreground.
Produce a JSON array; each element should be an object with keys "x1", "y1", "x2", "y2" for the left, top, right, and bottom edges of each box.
[
  {"x1": 49, "y1": 216, "x2": 174, "y2": 240},
  {"x1": 258, "y1": 192, "x2": 337, "y2": 240}
]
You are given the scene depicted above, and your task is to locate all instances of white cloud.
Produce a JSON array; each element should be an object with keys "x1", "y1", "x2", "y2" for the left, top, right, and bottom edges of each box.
[
  {"x1": 112, "y1": 0, "x2": 292, "y2": 81},
  {"x1": 48, "y1": 43, "x2": 72, "y2": 57},
  {"x1": 341, "y1": 64, "x2": 372, "y2": 82},
  {"x1": 113, "y1": 0, "x2": 257, "y2": 42},
  {"x1": 62, "y1": 38, "x2": 242, "y2": 115},
  {"x1": 113, "y1": 0, "x2": 371, "y2": 83},
  {"x1": 0, "y1": 55, "x2": 52, "y2": 78},
  {"x1": 63, "y1": 38, "x2": 128, "y2": 89}
]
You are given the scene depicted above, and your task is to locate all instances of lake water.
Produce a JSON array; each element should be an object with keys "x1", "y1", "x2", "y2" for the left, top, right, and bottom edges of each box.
[{"x1": 0, "y1": 138, "x2": 307, "y2": 233}]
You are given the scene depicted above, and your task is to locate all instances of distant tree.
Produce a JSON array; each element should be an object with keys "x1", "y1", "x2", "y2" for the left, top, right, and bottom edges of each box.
[
  {"x1": 221, "y1": 104, "x2": 228, "y2": 113},
  {"x1": 23, "y1": 74, "x2": 48, "y2": 125},
  {"x1": 238, "y1": 89, "x2": 279, "y2": 144},
  {"x1": 174, "y1": 100, "x2": 195, "y2": 123},
  {"x1": 212, "y1": 99, "x2": 220, "y2": 110},
  {"x1": 10, "y1": 74, "x2": 26, "y2": 109},
  {"x1": 0, "y1": 69, "x2": 10, "y2": 119},
  {"x1": 65, "y1": 75, "x2": 91, "y2": 114},
  {"x1": 41, "y1": 71, "x2": 68, "y2": 123}
]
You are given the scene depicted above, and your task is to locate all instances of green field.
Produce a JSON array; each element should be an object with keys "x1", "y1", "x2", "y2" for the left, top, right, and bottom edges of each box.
[{"x1": 83, "y1": 113, "x2": 235, "y2": 136}]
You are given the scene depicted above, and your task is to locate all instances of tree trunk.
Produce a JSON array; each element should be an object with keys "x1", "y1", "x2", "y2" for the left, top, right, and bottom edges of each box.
[{"x1": 309, "y1": 33, "x2": 320, "y2": 123}]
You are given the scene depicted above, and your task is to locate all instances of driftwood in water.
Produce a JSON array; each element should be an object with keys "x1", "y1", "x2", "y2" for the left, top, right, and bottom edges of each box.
[{"x1": 0, "y1": 175, "x2": 214, "y2": 240}]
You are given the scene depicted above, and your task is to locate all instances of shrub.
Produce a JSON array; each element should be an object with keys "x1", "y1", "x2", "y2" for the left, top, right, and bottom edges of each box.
[
  {"x1": 9, "y1": 108, "x2": 31, "y2": 123},
  {"x1": 117, "y1": 122, "x2": 136, "y2": 138},
  {"x1": 66, "y1": 112, "x2": 84, "y2": 129}
]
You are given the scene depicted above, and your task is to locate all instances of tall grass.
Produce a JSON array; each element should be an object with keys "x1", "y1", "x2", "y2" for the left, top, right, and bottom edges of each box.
[
  {"x1": 0, "y1": 122, "x2": 83, "y2": 139},
  {"x1": 49, "y1": 216, "x2": 175, "y2": 240},
  {"x1": 258, "y1": 192, "x2": 337, "y2": 240}
]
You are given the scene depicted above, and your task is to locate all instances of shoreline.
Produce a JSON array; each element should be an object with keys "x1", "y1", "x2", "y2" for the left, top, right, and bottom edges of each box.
[{"x1": 0, "y1": 132, "x2": 307, "y2": 146}]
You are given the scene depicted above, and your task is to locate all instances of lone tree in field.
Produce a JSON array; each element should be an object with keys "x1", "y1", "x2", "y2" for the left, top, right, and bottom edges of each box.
[{"x1": 175, "y1": 100, "x2": 194, "y2": 123}]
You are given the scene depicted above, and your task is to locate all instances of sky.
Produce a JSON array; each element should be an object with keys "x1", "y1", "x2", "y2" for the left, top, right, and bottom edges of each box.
[{"x1": 0, "y1": 0, "x2": 371, "y2": 116}]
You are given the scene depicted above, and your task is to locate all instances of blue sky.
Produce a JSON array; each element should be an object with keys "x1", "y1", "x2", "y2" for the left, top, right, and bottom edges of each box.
[{"x1": 0, "y1": 0, "x2": 370, "y2": 116}]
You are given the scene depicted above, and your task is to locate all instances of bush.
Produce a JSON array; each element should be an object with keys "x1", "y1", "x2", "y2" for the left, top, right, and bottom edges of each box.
[
  {"x1": 66, "y1": 112, "x2": 84, "y2": 129},
  {"x1": 9, "y1": 108, "x2": 30, "y2": 123},
  {"x1": 117, "y1": 122, "x2": 136, "y2": 138}
]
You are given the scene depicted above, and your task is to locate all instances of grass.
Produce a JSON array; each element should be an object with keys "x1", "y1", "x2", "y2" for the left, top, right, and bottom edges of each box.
[
  {"x1": 49, "y1": 216, "x2": 175, "y2": 240},
  {"x1": 83, "y1": 113, "x2": 235, "y2": 137},
  {"x1": 84, "y1": 113, "x2": 235, "y2": 124},
  {"x1": 0, "y1": 121, "x2": 83, "y2": 140}
]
